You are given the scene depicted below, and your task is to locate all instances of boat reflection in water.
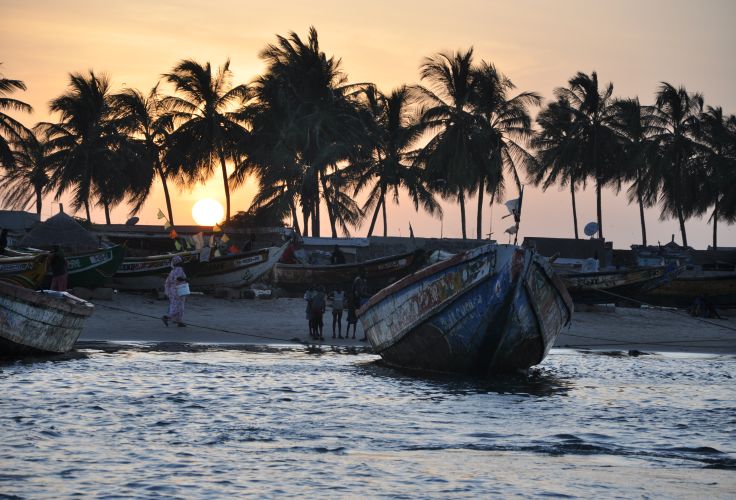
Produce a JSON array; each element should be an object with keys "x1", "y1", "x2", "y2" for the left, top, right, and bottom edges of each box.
[{"x1": 358, "y1": 244, "x2": 573, "y2": 376}]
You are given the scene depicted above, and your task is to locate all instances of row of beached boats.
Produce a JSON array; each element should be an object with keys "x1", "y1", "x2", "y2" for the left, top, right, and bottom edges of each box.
[{"x1": 1, "y1": 211, "x2": 734, "y2": 377}]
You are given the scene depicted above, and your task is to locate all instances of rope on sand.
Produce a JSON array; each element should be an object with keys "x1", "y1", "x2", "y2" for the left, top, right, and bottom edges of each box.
[{"x1": 90, "y1": 301, "x2": 360, "y2": 349}]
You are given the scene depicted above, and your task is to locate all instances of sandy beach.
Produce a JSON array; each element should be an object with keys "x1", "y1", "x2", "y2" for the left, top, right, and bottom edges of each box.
[{"x1": 78, "y1": 292, "x2": 736, "y2": 354}]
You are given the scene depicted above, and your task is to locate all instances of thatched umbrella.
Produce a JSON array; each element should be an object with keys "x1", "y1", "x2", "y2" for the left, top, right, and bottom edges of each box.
[{"x1": 19, "y1": 212, "x2": 101, "y2": 252}]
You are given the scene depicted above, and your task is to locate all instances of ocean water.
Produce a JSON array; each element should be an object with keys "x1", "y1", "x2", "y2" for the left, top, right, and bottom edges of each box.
[{"x1": 1, "y1": 346, "x2": 735, "y2": 499}]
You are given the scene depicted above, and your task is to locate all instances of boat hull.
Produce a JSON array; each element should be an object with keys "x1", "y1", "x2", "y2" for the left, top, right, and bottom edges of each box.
[
  {"x1": 639, "y1": 271, "x2": 736, "y2": 308},
  {"x1": 359, "y1": 245, "x2": 573, "y2": 375},
  {"x1": 272, "y1": 249, "x2": 425, "y2": 294},
  {"x1": 0, "y1": 254, "x2": 50, "y2": 289},
  {"x1": 561, "y1": 266, "x2": 679, "y2": 305},
  {"x1": 113, "y1": 251, "x2": 200, "y2": 291},
  {"x1": 0, "y1": 281, "x2": 94, "y2": 355},
  {"x1": 189, "y1": 242, "x2": 289, "y2": 291}
]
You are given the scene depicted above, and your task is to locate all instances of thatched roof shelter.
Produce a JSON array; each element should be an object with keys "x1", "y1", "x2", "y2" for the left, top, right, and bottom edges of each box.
[{"x1": 19, "y1": 212, "x2": 101, "y2": 252}]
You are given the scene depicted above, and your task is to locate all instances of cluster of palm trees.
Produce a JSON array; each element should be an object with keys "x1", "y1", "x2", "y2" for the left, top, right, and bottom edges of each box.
[{"x1": 1, "y1": 28, "x2": 734, "y2": 248}]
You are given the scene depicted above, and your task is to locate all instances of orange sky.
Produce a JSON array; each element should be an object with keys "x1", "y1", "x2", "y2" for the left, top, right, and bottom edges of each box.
[{"x1": 2, "y1": 0, "x2": 735, "y2": 248}]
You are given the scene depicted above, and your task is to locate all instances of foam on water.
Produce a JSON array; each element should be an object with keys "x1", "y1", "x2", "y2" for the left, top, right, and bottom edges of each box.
[{"x1": 1, "y1": 347, "x2": 735, "y2": 498}]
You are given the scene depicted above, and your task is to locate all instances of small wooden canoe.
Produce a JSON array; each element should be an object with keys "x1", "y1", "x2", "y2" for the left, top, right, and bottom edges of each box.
[
  {"x1": 272, "y1": 249, "x2": 426, "y2": 294},
  {"x1": 0, "y1": 280, "x2": 94, "y2": 356},
  {"x1": 639, "y1": 271, "x2": 736, "y2": 308},
  {"x1": 560, "y1": 266, "x2": 681, "y2": 305},
  {"x1": 0, "y1": 253, "x2": 50, "y2": 289}
]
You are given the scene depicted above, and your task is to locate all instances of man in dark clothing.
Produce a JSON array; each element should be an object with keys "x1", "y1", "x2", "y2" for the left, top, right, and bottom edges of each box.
[
  {"x1": 352, "y1": 268, "x2": 368, "y2": 341},
  {"x1": 49, "y1": 245, "x2": 69, "y2": 291},
  {"x1": 330, "y1": 245, "x2": 346, "y2": 265},
  {"x1": 310, "y1": 285, "x2": 327, "y2": 340}
]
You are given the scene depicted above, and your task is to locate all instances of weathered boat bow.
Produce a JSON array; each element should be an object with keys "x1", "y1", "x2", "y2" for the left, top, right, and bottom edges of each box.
[{"x1": 358, "y1": 244, "x2": 573, "y2": 376}]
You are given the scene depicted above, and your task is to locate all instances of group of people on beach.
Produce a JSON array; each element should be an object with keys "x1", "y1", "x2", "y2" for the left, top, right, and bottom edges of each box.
[{"x1": 304, "y1": 269, "x2": 368, "y2": 342}]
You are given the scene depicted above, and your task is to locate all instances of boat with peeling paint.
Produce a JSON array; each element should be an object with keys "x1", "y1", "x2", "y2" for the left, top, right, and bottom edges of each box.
[
  {"x1": 0, "y1": 253, "x2": 50, "y2": 289},
  {"x1": 0, "y1": 280, "x2": 94, "y2": 356},
  {"x1": 358, "y1": 244, "x2": 573, "y2": 375}
]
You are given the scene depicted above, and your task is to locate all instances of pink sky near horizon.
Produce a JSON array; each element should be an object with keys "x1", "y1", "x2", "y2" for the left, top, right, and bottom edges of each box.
[{"x1": 1, "y1": 0, "x2": 735, "y2": 248}]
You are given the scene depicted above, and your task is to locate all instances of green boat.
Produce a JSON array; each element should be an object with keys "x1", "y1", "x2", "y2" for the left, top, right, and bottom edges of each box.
[{"x1": 62, "y1": 245, "x2": 126, "y2": 289}]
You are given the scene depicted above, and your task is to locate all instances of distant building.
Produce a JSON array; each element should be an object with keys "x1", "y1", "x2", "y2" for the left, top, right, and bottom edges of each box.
[
  {"x1": 522, "y1": 237, "x2": 613, "y2": 269},
  {"x1": 0, "y1": 211, "x2": 40, "y2": 246}
]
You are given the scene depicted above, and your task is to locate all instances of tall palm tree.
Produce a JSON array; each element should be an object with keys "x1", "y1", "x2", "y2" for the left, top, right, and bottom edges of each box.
[
  {"x1": 470, "y1": 62, "x2": 540, "y2": 239},
  {"x1": 0, "y1": 128, "x2": 54, "y2": 215},
  {"x1": 0, "y1": 65, "x2": 32, "y2": 170},
  {"x1": 554, "y1": 71, "x2": 619, "y2": 239},
  {"x1": 237, "y1": 27, "x2": 366, "y2": 236},
  {"x1": 530, "y1": 97, "x2": 585, "y2": 239},
  {"x1": 353, "y1": 85, "x2": 440, "y2": 237},
  {"x1": 651, "y1": 82, "x2": 704, "y2": 247},
  {"x1": 697, "y1": 106, "x2": 736, "y2": 249},
  {"x1": 110, "y1": 85, "x2": 176, "y2": 223},
  {"x1": 610, "y1": 98, "x2": 662, "y2": 246},
  {"x1": 415, "y1": 49, "x2": 481, "y2": 239},
  {"x1": 163, "y1": 59, "x2": 250, "y2": 222},
  {"x1": 39, "y1": 70, "x2": 121, "y2": 222}
]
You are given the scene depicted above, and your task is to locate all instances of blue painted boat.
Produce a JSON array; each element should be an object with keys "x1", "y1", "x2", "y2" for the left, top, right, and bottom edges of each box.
[{"x1": 358, "y1": 244, "x2": 573, "y2": 375}]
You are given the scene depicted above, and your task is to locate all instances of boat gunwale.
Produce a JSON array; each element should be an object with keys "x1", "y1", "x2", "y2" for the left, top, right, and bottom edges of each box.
[{"x1": 274, "y1": 249, "x2": 421, "y2": 273}]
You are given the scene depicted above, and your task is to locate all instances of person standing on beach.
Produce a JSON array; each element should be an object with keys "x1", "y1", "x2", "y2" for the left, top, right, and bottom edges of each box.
[
  {"x1": 304, "y1": 287, "x2": 315, "y2": 338},
  {"x1": 310, "y1": 285, "x2": 326, "y2": 341},
  {"x1": 162, "y1": 255, "x2": 188, "y2": 327},
  {"x1": 331, "y1": 288, "x2": 345, "y2": 339},
  {"x1": 49, "y1": 245, "x2": 68, "y2": 291},
  {"x1": 346, "y1": 294, "x2": 358, "y2": 339},
  {"x1": 352, "y1": 268, "x2": 368, "y2": 341}
]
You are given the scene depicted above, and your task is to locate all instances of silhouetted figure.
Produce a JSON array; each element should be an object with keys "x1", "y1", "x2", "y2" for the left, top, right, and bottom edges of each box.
[
  {"x1": 331, "y1": 288, "x2": 345, "y2": 339},
  {"x1": 49, "y1": 245, "x2": 68, "y2": 291},
  {"x1": 310, "y1": 285, "x2": 326, "y2": 340},
  {"x1": 0, "y1": 228, "x2": 7, "y2": 254},
  {"x1": 330, "y1": 245, "x2": 346, "y2": 264}
]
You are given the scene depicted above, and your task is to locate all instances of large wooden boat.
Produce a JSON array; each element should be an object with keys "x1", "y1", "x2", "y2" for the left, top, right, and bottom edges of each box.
[
  {"x1": 358, "y1": 244, "x2": 573, "y2": 375},
  {"x1": 0, "y1": 253, "x2": 50, "y2": 289},
  {"x1": 7, "y1": 245, "x2": 126, "y2": 289},
  {"x1": 188, "y1": 241, "x2": 290, "y2": 291},
  {"x1": 559, "y1": 265, "x2": 681, "y2": 305},
  {"x1": 272, "y1": 249, "x2": 426, "y2": 294},
  {"x1": 0, "y1": 280, "x2": 94, "y2": 356},
  {"x1": 638, "y1": 271, "x2": 736, "y2": 308},
  {"x1": 112, "y1": 250, "x2": 201, "y2": 291}
]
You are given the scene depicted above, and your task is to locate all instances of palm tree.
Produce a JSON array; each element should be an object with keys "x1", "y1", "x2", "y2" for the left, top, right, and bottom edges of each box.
[
  {"x1": 414, "y1": 49, "x2": 481, "y2": 239},
  {"x1": 554, "y1": 71, "x2": 619, "y2": 239},
  {"x1": 110, "y1": 85, "x2": 176, "y2": 223},
  {"x1": 530, "y1": 97, "x2": 586, "y2": 239},
  {"x1": 610, "y1": 98, "x2": 662, "y2": 246},
  {"x1": 353, "y1": 85, "x2": 440, "y2": 237},
  {"x1": 651, "y1": 82, "x2": 704, "y2": 247},
  {"x1": 697, "y1": 106, "x2": 736, "y2": 249},
  {"x1": 163, "y1": 59, "x2": 250, "y2": 222},
  {"x1": 237, "y1": 27, "x2": 366, "y2": 236},
  {"x1": 0, "y1": 65, "x2": 32, "y2": 171},
  {"x1": 0, "y1": 128, "x2": 54, "y2": 215},
  {"x1": 39, "y1": 70, "x2": 121, "y2": 221},
  {"x1": 470, "y1": 62, "x2": 540, "y2": 239}
]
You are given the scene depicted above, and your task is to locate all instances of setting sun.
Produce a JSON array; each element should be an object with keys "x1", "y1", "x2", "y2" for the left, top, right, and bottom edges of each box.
[{"x1": 192, "y1": 199, "x2": 225, "y2": 226}]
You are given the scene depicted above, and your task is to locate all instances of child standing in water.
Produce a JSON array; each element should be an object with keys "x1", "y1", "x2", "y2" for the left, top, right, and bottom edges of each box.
[{"x1": 331, "y1": 288, "x2": 345, "y2": 339}]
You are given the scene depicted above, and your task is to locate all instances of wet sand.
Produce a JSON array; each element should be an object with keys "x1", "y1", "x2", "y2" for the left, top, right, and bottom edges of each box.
[{"x1": 79, "y1": 293, "x2": 736, "y2": 354}]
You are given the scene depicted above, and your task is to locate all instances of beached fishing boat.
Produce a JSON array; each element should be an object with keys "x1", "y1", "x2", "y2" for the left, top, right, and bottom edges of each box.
[
  {"x1": 112, "y1": 250, "x2": 201, "y2": 291},
  {"x1": 358, "y1": 244, "x2": 573, "y2": 375},
  {"x1": 638, "y1": 271, "x2": 736, "y2": 309},
  {"x1": 560, "y1": 265, "x2": 682, "y2": 305},
  {"x1": 272, "y1": 249, "x2": 426, "y2": 294},
  {"x1": 188, "y1": 241, "x2": 290, "y2": 291},
  {"x1": 0, "y1": 253, "x2": 50, "y2": 289},
  {"x1": 0, "y1": 280, "x2": 94, "y2": 355}
]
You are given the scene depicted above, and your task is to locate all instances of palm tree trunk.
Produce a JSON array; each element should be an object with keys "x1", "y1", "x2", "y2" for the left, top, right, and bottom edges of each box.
[
  {"x1": 382, "y1": 192, "x2": 388, "y2": 237},
  {"x1": 156, "y1": 162, "x2": 175, "y2": 225},
  {"x1": 637, "y1": 190, "x2": 647, "y2": 246},
  {"x1": 289, "y1": 200, "x2": 301, "y2": 236},
  {"x1": 459, "y1": 190, "x2": 467, "y2": 240},
  {"x1": 320, "y1": 175, "x2": 337, "y2": 238},
  {"x1": 35, "y1": 187, "x2": 42, "y2": 216},
  {"x1": 104, "y1": 202, "x2": 111, "y2": 225},
  {"x1": 312, "y1": 203, "x2": 319, "y2": 238},
  {"x1": 217, "y1": 151, "x2": 231, "y2": 222},
  {"x1": 302, "y1": 206, "x2": 310, "y2": 237},
  {"x1": 677, "y1": 204, "x2": 688, "y2": 247},
  {"x1": 476, "y1": 179, "x2": 484, "y2": 240},
  {"x1": 84, "y1": 200, "x2": 91, "y2": 222},
  {"x1": 367, "y1": 194, "x2": 383, "y2": 237},
  {"x1": 596, "y1": 179, "x2": 603, "y2": 239},
  {"x1": 570, "y1": 183, "x2": 579, "y2": 239},
  {"x1": 712, "y1": 197, "x2": 718, "y2": 250}
]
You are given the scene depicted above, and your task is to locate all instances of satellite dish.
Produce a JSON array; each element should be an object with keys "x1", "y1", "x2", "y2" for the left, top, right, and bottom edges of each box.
[
  {"x1": 583, "y1": 222, "x2": 599, "y2": 237},
  {"x1": 125, "y1": 217, "x2": 140, "y2": 226}
]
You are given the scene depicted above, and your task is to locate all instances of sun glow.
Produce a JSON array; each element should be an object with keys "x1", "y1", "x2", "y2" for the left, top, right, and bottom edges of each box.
[{"x1": 192, "y1": 199, "x2": 225, "y2": 226}]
